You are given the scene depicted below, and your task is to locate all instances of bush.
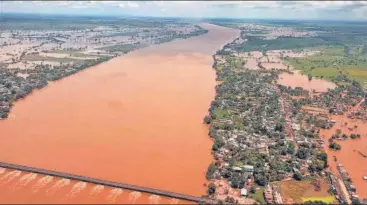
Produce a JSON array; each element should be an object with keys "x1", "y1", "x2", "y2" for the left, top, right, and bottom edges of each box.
[
  {"x1": 293, "y1": 172, "x2": 303, "y2": 181},
  {"x1": 207, "y1": 183, "x2": 216, "y2": 195},
  {"x1": 203, "y1": 115, "x2": 212, "y2": 124},
  {"x1": 250, "y1": 186, "x2": 256, "y2": 194},
  {"x1": 254, "y1": 173, "x2": 267, "y2": 186},
  {"x1": 329, "y1": 142, "x2": 341, "y2": 150},
  {"x1": 206, "y1": 163, "x2": 216, "y2": 180},
  {"x1": 303, "y1": 200, "x2": 327, "y2": 205}
]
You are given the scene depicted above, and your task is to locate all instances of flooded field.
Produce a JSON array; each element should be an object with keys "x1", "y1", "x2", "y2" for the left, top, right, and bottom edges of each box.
[
  {"x1": 320, "y1": 114, "x2": 367, "y2": 198},
  {"x1": 0, "y1": 23, "x2": 240, "y2": 203},
  {"x1": 278, "y1": 71, "x2": 336, "y2": 93}
]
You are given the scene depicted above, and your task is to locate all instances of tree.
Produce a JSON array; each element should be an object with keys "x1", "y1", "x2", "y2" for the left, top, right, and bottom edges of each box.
[
  {"x1": 303, "y1": 200, "x2": 327, "y2": 205},
  {"x1": 207, "y1": 183, "x2": 216, "y2": 195},
  {"x1": 206, "y1": 163, "x2": 216, "y2": 180},
  {"x1": 296, "y1": 147, "x2": 309, "y2": 159},
  {"x1": 316, "y1": 151, "x2": 328, "y2": 168},
  {"x1": 293, "y1": 172, "x2": 303, "y2": 181},
  {"x1": 250, "y1": 186, "x2": 256, "y2": 194},
  {"x1": 231, "y1": 173, "x2": 245, "y2": 189},
  {"x1": 287, "y1": 142, "x2": 295, "y2": 154},
  {"x1": 225, "y1": 196, "x2": 236, "y2": 204},
  {"x1": 329, "y1": 142, "x2": 341, "y2": 150},
  {"x1": 254, "y1": 173, "x2": 267, "y2": 186},
  {"x1": 308, "y1": 74, "x2": 313, "y2": 81},
  {"x1": 275, "y1": 122, "x2": 284, "y2": 132},
  {"x1": 351, "y1": 197, "x2": 361, "y2": 205},
  {"x1": 203, "y1": 115, "x2": 212, "y2": 124}
]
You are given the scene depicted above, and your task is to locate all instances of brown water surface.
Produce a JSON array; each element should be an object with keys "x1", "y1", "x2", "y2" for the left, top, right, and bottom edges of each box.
[
  {"x1": 0, "y1": 23, "x2": 240, "y2": 203},
  {"x1": 278, "y1": 71, "x2": 336, "y2": 93},
  {"x1": 320, "y1": 114, "x2": 367, "y2": 199}
]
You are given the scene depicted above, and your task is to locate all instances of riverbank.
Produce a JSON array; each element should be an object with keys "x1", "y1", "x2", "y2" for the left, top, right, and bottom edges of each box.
[{"x1": 0, "y1": 24, "x2": 209, "y2": 120}]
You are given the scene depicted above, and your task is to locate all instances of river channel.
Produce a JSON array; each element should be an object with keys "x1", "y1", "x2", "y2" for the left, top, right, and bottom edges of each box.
[{"x1": 0, "y1": 23, "x2": 239, "y2": 203}]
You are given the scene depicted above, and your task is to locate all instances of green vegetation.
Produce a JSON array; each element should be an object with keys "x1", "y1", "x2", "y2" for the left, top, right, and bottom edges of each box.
[
  {"x1": 329, "y1": 142, "x2": 341, "y2": 151},
  {"x1": 206, "y1": 163, "x2": 216, "y2": 180},
  {"x1": 302, "y1": 196, "x2": 335, "y2": 204},
  {"x1": 206, "y1": 19, "x2": 366, "y2": 204},
  {"x1": 232, "y1": 36, "x2": 329, "y2": 52},
  {"x1": 53, "y1": 50, "x2": 102, "y2": 58},
  {"x1": 100, "y1": 43, "x2": 140, "y2": 53},
  {"x1": 293, "y1": 172, "x2": 303, "y2": 181},
  {"x1": 249, "y1": 188, "x2": 265, "y2": 204},
  {"x1": 155, "y1": 28, "x2": 208, "y2": 44},
  {"x1": 212, "y1": 108, "x2": 229, "y2": 119},
  {"x1": 286, "y1": 45, "x2": 367, "y2": 85},
  {"x1": 213, "y1": 19, "x2": 367, "y2": 86}
]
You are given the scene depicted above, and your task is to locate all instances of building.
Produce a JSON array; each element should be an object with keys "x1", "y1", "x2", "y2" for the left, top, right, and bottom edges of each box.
[
  {"x1": 264, "y1": 185, "x2": 274, "y2": 204},
  {"x1": 242, "y1": 165, "x2": 254, "y2": 173},
  {"x1": 232, "y1": 166, "x2": 242, "y2": 172},
  {"x1": 240, "y1": 188, "x2": 248, "y2": 197}
]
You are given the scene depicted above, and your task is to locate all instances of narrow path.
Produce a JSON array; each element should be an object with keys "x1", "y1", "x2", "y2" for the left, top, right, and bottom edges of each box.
[{"x1": 274, "y1": 85, "x2": 298, "y2": 150}]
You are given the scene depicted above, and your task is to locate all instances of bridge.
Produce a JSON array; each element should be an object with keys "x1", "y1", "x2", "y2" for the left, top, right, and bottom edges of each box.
[{"x1": 0, "y1": 161, "x2": 206, "y2": 203}]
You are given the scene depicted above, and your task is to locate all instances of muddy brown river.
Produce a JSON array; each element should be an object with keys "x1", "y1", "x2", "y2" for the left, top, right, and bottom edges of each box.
[{"x1": 0, "y1": 24, "x2": 239, "y2": 204}]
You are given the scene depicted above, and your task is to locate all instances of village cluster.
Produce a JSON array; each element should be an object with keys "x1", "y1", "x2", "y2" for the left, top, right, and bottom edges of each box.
[{"x1": 203, "y1": 22, "x2": 367, "y2": 204}]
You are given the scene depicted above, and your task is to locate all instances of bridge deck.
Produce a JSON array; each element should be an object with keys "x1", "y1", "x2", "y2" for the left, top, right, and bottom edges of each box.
[{"x1": 0, "y1": 161, "x2": 205, "y2": 203}]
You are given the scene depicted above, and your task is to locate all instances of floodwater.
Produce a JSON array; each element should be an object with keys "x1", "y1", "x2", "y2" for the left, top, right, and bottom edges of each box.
[
  {"x1": 320, "y1": 113, "x2": 367, "y2": 198},
  {"x1": 0, "y1": 23, "x2": 240, "y2": 203},
  {"x1": 278, "y1": 70, "x2": 336, "y2": 93}
]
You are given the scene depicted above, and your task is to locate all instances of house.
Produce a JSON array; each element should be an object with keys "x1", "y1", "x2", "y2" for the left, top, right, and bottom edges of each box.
[
  {"x1": 264, "y1": 185, "x2": 274, "y2": 204},
  {"x1": 241, "y1": 188, "x2": 248, "y2": 197},
  {"x1": 232, "y1": 166, "x2": 242, "y2": 172},
  {"x1": 292, "y1": 123, "x2": 300, "y2": 131},
  {"x1": 243, "y1": 165, "x2": 254, "y2": 173}
]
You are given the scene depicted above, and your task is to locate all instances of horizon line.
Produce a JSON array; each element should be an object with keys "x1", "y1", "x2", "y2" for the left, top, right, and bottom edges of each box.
[{"x1": 2, "y1": 12, "x2": 367, "y2": 23}]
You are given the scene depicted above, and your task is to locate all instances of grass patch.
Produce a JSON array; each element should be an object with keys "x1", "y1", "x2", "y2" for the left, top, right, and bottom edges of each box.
[
  {"x1": 100, "y1": 43, "x2": 139, "y2": 53},
  {"x1": 23, "y1": 55, "x2": 83, "y2": 64},
  {"x1": 277, "y1": 179, "x2": 334, "y2": 204},
  {"x1": 249, "y1": 188, "x2": 265, "y2": 204},
  {"x1": 232, "y1": 36, "x2": 331, "y2": 52},
  {"x1": 311, "y1": 67, "x2": 341, "y2": 81},
  {"x1": 212, "y1": 108, "x2": 229, "y2": 119},
  {"x1": 302, "y1": 196, "x2": 335, "y2": 204},
  {"x1": 345, "y1": 67, "x2": 367, "y2": 85},
  {"x1": 216, "y1": 65, "x2": 223, "y2": 71}
]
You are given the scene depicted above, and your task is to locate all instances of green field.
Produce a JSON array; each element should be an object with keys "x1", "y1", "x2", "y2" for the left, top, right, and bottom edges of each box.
[
  {"x1": 286, "y1": 45, "x2": 367, "y2": 85},
  {"x1": 212, "y1": 108, "x2": 229, "y2": 119},
  {"x1": 302, "y1": 196, "x2": 335, "y2": 204},
  {"x1": 249, "y1": 188, "x2": 265, "y2": 204}
]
